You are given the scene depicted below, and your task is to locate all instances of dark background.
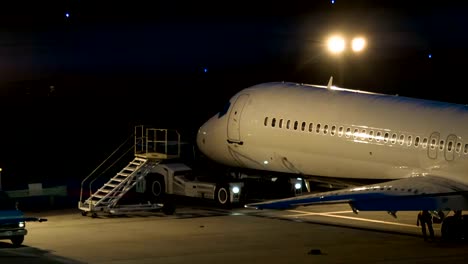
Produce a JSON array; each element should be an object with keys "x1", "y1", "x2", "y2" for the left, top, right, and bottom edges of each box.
[{"x1": 0, "y1": 0, "x2": 467, "y2": 190}]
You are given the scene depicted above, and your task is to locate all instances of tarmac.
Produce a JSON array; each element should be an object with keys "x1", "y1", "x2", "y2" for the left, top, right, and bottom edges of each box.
[{"x1": 0, "y1": 203, "x2": 467, "y2": 264}]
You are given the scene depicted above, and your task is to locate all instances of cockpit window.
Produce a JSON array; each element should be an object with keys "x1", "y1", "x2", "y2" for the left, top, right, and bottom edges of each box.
[{"x1": 218, "y1": 101, "x2": 231, "y2": 118}]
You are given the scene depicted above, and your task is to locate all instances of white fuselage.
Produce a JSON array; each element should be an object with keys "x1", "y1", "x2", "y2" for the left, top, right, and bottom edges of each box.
[{"x1": 197, "y1": 82, "x2": 468, "y2": 186}]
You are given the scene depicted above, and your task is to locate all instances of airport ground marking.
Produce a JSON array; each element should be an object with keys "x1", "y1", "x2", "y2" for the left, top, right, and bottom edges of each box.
[
  {"x1": 286, "y1": 210, "x2": 353, "y2": 217},
  {"x1": 286, "y1": 209, "x2": 426, "y2": 228}
]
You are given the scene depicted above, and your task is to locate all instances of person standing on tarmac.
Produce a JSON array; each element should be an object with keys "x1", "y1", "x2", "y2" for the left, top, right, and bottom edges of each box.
[{"x1": 417, "y1": 210, "x2": 435, "y2": 241}]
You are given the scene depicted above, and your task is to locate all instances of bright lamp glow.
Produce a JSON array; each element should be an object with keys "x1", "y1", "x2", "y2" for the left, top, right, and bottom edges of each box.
[
  {"x1": 295, "y1": 183, "x2": 302, "y2": 190},
  {"x1": 232, "y1": 186, "x2": 240, "y2": 194},
  {"x1": 327, "y1": 36, "x2": 345, "y2": 54},
  {"x1": 352, "y1": 37, "x2": 366, "y2": 52}
]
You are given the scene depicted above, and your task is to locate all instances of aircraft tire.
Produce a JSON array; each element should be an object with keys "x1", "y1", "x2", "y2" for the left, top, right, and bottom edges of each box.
[
  {"x1": 215, "y1": 184, "x2": 231, "y2": 208},
  {"x1": 145, "y1": 174, "x2": 166, "y2": 203}
]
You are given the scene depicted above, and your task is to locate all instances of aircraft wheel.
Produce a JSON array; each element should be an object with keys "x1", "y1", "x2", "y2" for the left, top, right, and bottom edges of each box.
[
  {"x1": 81, "y1": 211, "x2": 87, "y2": 216},
  {"x1": 215, "y1": 184, "x2": 231, "y2": 208},
  {"x1": 11, "y1": 235, "x2": 24, "y2": 247},
  {"x1": 145, "y1": 174, "x2": 166, "y2": 203}
]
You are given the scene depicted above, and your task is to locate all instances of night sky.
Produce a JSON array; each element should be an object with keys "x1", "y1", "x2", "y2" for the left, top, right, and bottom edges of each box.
[{"x1": 1, "y1": 1, "x2": 468, "y2": 189}]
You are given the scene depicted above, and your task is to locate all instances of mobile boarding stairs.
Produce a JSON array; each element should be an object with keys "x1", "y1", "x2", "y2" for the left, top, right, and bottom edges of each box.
[{"x1": 78, "y1": 126, "x2": 181, "y2": 217}]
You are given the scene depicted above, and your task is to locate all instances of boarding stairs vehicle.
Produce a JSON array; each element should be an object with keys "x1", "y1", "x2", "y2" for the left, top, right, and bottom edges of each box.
[{"x1": 78, "y1": 126, "x2": 180, "y2": 217}]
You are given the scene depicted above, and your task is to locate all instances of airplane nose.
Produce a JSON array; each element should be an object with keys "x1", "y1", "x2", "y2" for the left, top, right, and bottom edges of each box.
[{"x1": 196, "y1": 115, "x2": 230, "y2": 165}]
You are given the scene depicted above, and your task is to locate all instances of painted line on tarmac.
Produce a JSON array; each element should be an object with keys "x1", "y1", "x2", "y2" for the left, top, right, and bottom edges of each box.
[{"x1": 285, "y1": 209, "x2": 419, "y2": 228}]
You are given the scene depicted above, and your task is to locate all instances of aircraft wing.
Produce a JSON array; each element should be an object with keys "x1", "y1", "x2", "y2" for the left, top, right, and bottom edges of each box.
[{"x1": 245, "y1": 175, "x2": 468, "y2": 212}]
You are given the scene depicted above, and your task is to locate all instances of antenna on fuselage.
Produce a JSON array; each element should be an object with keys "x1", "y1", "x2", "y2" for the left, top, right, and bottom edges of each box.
[{"x1": 327, "y1": 76, "x2": 333, "y2": 90}]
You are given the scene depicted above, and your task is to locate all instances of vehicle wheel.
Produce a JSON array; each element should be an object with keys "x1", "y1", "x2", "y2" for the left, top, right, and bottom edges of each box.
[
  {"x1": 11, "y1": 235, "x2": 24, "y2": 247},
  {"x1": 215, "y1": 184, "x2": 231, "y2": 208},
  {"x1": 162, "y1": 197, "x2": 176, "y2": 215},
  {"x1": 145, "y1": 174, "x2": 166, "y2": 203}
]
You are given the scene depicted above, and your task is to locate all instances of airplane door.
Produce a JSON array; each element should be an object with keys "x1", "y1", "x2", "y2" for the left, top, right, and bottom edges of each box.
[
  {"x1": 427, "y1": 131, "x2": 440, "y2": 159},
  {"x1": 227, "y1": 94, "x2": 249, "y2": 144}
]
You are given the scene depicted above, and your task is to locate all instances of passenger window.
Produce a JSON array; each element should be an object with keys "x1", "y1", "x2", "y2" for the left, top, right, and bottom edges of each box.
[
  {"x1": 376, "y1": 131, "x2": 381, "y2": 142},
  {"x1": 439, "y1": 140, "x2": 445, "y2": 150},
  {"x1": 294, "y1": 121, "x2": 298, "y2": 130},
  {"x1": 447, "y1": 141, "x2": 453, "y2": 152},
  {"x1": 422, "y1": 138, "x2": 428, "y2": 148},
  {"x1": 286, "y1": 120, "x2": 291, "y2": 129},
  {"x1": 279, "y1": 119, "x2": 283, "y2": 128},
  {"x1": 456, "y1": 142, "x2": 462, "y2": 153},
  {"x1": 331, "y1": 125, "x2": 336, "y2": 136},
  {"x1": 360, "y1": 129, "x2": 366, "y2": 140},
  {"x1": 324, "y1": 125, "x2": 329, "y2": 134},
  {"x1": 414, "y1": 136, "x2": 420, "y2": 147},
  {"x1": 407, "y1": 135, "x2": 412, "y2": 146},
  {"x1": 301, "y1": 122, "x2": 306, "y2": 131},
  {"x1": 346, "y1": 127, "x2": 351, "y2": 138},
  {"x1": 353, "y1": 128, "x2": 359, "y2": 139},
  {"x1": 399, "y1": 135, "x2": 405, "y2": 145},
  {"x1": 390, "y1": 133, "x2": 397, "y2": 144},
  {"x1": 309, "y1": 123, "x2": 313, "y2": 132},
  {"x1": 316, "y1": 124, "x2": 321, "y2": 133},
  {"x1": 368, "y1": 130, "x2": 374, "y2": 141},
  {"x1": 464, "y1": 144, "x2": 468, "y2": 154},
  {"x1": 271, "y1": 118, "x2": 276, "y2": 127},
  {"x1": 384, "y1": 132, "x2": 389, "y2": 143},
  {"x1": 338, "y1": 126, "x2": 344, "y2": 137},
  {"x1": 430, "y1": 138, "x2": 437, "y2": 149},
  {"x1": 264, "y1": 117, "x2": 268, "y2": 126}
]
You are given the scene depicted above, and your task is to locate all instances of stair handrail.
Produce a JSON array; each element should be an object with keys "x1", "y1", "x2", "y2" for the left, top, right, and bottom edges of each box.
[
  {"x1": 106, "y1": 160, "x2": 151, "y2": 208},
  {"x1": 79, "y1": 133, "x2": 136, "y2": 203},
  {"x1": 88, "y1": 141, "x2": 137, "y2": 199}
]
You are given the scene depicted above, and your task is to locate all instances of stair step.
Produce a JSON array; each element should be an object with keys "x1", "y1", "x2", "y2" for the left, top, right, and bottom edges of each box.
[
  {"x1": 81, "y1": 157, "x2": 150, "y2": 211},
  {"x1": 134, "y1": 157, "x2": 148, "y2": 163}
]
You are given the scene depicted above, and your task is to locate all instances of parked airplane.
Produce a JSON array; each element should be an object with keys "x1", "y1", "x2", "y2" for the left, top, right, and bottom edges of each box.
[{"x1": 196, "y1": 78, "x2": 468, "y2": 240}]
